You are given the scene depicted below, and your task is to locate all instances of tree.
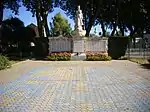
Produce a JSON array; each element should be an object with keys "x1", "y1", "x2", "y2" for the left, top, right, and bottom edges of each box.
[
  {"x1": 58, "y1": 0, "x2": 116, "y2": 37},
  {"x1": 3, "y1": 17, "x2": 24, "y2": 30},
  {"x1": 50, "y1": 13, "x2": 72, "y2": 36},
  {"x1": 0, "y1": 0, "x2": 21, "y2": 44},
  {"x1": 1, "y1": 17, "x2": 35, "y2": 54},
  {"x1": 57, "y1": 0, "x2": 150, "y2": 38},
  {"x1": 1, "y1": 17, "x2": 24, "y2": 43},
  {"x1": 23, "y1": 0, "x2": 59, "y2": 37},
  {"x1": 58, "y1": 0, "x2": 101, "y2": 36},
  {"x1": 23, "y1": 0, "x2": 43, "y2": 37},
  {"x1": 0, "y1": 17, "x2": 24, "y2": 53},
  {"x1": 0, "y1": 0, "x2": 21, "y2": 25}
]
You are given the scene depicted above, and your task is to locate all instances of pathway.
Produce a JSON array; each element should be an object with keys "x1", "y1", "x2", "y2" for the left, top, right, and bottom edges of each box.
[{"x1": 0, "y1": 60, "x2": 150, "y2": 112}]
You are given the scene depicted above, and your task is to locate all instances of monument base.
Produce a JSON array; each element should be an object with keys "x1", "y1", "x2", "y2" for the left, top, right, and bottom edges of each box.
[
  {"x1": 72, "y1": 30, "x2": 86, "y2": 37},
  {"x1": 71, "y1": 53, "x2": 86, "y2": 61}
]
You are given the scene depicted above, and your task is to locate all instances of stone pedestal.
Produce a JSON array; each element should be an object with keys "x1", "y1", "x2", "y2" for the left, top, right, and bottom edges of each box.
[
  {"x1": 73, "y1": 38, "x2": 85, "y2": 53},
  {"x1": 72, "y1": 30, "x2": 86, "y2": 37},
  {"x1": 71, "y1": 37, "x2": 86, "y2": 61}
]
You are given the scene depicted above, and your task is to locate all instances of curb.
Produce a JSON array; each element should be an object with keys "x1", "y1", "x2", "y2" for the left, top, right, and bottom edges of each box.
[{"x1": 11, "y1": 59, "x2": 30, "y2": 67}]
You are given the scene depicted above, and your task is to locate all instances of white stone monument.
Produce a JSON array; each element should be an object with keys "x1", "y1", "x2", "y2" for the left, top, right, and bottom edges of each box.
[
  {"x1": 71, "y1": 6, "x2": 86, "y2": 60},
  {"x1": 48, "y1": 6, "x2": 108, "y2": 60},
  {"x1": 72, "y1": 6, "x2": 86, "y2": 37}
]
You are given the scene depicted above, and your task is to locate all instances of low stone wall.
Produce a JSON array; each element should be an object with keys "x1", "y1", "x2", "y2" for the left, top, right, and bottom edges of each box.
[
  {"x1": 48, "y1": 37, "x2": 108, "y2": 54},
  {"x1": 49, "y1": 37, "x2": 72, "y2": 53},
  {"x1": 85, "y1": 37, "x2": 108, "y2": 52}
]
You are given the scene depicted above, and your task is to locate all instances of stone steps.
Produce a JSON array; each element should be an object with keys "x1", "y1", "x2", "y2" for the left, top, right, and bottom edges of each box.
[{"x1": 71, "y1": 53, "x2": 86, "y2": 61}]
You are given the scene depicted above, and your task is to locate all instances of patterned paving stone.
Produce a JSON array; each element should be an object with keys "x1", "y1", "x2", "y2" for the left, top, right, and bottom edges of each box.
[{"x1": 0, "y1": 61, "x2": 150, "y2": 112}]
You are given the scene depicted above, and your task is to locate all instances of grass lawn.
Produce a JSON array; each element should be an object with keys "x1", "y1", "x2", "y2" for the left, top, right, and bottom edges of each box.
[
  {"x1": 128, "y1": 58, "x2": 150, "y2": 64},
  {"x1": 9, "y1": 56, "x2": 29, "y2": 65},
  {"x1": 10, "y1": 60, "x2": 20, "y2": 65}
]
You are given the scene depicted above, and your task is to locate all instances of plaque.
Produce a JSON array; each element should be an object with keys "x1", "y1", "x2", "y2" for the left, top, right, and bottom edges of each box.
[{"x1": 73, "y1": 39, "x2": 84, "y2": 52}]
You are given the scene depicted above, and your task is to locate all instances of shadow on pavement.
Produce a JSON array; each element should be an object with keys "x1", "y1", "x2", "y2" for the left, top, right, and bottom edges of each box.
[
  {"x1": 140, "y1": 64, "x2": 150, "y2": 69},
  {"x1": 30, "y1": 57, "x2": 48, "y2": 61},
  {"x1": 9, "y1": 56, "x2": 28, "y2": 61}
]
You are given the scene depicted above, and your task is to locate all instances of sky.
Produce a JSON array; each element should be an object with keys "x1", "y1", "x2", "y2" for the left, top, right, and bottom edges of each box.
[{"x1": 4, "y1": 6, "x2": 101, "y2": 35}]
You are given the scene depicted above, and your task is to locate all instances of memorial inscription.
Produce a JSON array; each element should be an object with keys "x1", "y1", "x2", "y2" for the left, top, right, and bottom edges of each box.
[{"x1": 73, "y1": 39, "x2": 84, "y2": 53}]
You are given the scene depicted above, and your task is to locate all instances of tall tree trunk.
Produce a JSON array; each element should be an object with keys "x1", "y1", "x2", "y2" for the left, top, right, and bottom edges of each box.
[
  {"x1": 120, "y1": 26, "x2": 124, "y2": 36},
  {"x1": 83, "y1": 12, "x2": 87, "y2": 30},
  {"x1": 85, "y1": 14, "x2": 98, "y2": 37},
  {"x1": 85, "y1": 24, "x2": 92, "y2": 37},
  {"x1": 111, "y1": 0, "x2": 118, "y2": 37},
  {"x1": 0, "y1": 1, "x2": 3, "y2": 25},
  {"x1": 83, "y1": 3, "x2": 87, "y2": 30},
  {"x1": 35, "y1": 1, "x2": 44, "y2": 37},
  {"x1": 129, "y1": 26, "x2": 137, "y2": 48},
  {"x1": 101, "y1": 21, "x2": 106, "y2": 37},
  {"x1": 0, "y1": 2, "x2": 3, "y2": 40},
  {"x1": 111, "y1": 22, "x2": 117, "y2": 36},
  {"x1": 39, "y1": 0, "x2": 50, "y2": 37},
  {"x1": 36, "y1": 12, "x2": 44, "y2": 37},
  {"x1": 43, "y1": 14, "x2": 50, "y2": 37},
  {"x1": 119, "y1": 22, "x2": 124, "y2": 36}
]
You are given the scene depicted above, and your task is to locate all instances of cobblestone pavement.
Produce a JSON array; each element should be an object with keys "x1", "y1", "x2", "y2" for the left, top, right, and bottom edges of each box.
[{"x1": 0, "y1": 60, "x2": 150, "y2": 112}]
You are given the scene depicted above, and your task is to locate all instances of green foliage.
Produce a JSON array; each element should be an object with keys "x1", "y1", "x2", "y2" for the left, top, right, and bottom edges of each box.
[
  {"x1": 86, "y1": 52, "x2": 112, "y2": 61},
  {"x1": 58, "y1": 0, "x2": 103, "y2": 36},
  {"x1": 1, "y1": 17, "x2": 36, "y2": 55},
  {"x1": 1, "y1": 18, "x2": 23, "y2": 51},
  {"x1": 2, "y1": 17, "x2": 24, "y2": 36},
  {"x1": 3, "y1": 0, "x2": 21, "y2": 15},
  {"x1": 3, "y1": 17, "x2": 24, "y2": 30},
  {"x1": 0, "y1": 0, "x2": 21, "y2": 24},
  {"x1": 1, "y1": 17, "x2": 25, "y2": 42},
  {"x1": 50, "y1": 13, "x2": 72, "y2": 36},
  {"x1": 23, "y1": 0, "x2": 59, "y2": 37},
  {"x1": 22, "y1": 0, "x2": 57, "y2": 16},
  {"x1": 58, "y1": 0, "x2": 150, "y2": 36},
  {"x1": 129, "y1": 58, "x2": 150, "y2": 64},
  {"x1": 47, "y1": 52, "x2": 71, "y2": 61},
  {"x1": 86, "y1": 56, "x2": 112, "y2": 61},
  {"x1": 0, "y1": 55, "x2": 11, "y2": 70},
  {"x1": 0, "y1": 0, "x2": 21, "y2": 28}
]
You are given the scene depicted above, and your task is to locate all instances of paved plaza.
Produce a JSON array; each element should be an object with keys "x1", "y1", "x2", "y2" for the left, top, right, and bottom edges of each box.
[{"x1": 0, "y1": 60, "x2": 150, "y2": 112}]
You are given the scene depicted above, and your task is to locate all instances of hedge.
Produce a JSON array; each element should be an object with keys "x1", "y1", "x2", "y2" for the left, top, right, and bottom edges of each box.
[
  {"x1": 86, "y1": 52, "x2": 112, "y2": 61},
  {"x1": 108, "y1": 37, "x2": 129, "y2": 59},
  {"x1": 47, "y1": 52, "x2": 71, "y2": 61}
]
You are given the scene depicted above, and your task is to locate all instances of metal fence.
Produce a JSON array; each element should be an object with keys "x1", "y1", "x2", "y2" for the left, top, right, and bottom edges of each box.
[{"x1": 125, "y1": 48, "x2": 150, "y2": 58}]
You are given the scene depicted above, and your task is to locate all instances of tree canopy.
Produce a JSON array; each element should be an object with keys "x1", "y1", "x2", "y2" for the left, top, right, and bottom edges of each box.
[
  {"x1": 23, "y1": 0, "x2": 59, "y2": 37},
  {"x1": 1, "y1": 0, "x2": 150, "y2": 39},
  {"x1": 50, "y1": 13, "x2": 72, "y2": 36},
  {"x1": 1, "y1": 17, "x2": 35, "y2": 49},
  {"x1": 0, "y1": 0, "x2": 21, "y2": 25},
  {"x1": 58, "y1": 0, "x2": 150, "y2": 37},
  {"x1": 1, "y1": 17, "x2": 24, "y2": 43}
]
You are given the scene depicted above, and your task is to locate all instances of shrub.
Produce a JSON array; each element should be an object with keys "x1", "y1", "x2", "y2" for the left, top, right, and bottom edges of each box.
[
  {"x1": 0, "y1": 55, "x2": 11, "y2": 70},
  {"x1": 108, "y1": 37, "x2": 129, "y2": 59},
  {"x1": 86, "y1": 52, "x2": 112, "y2": 61},
  {"x1": 47, "y1": 52, "x2": 71, "y2": 61},
  {"x1": 129, "y1": 58, "x2": 149, "y2": 64}
]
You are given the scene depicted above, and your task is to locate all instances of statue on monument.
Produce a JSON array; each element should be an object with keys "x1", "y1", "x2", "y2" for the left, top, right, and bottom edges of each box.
[
  {"x1": 72, "y1": 6, "x2": 86, "y2": 37},
  {"x1": 75, "y1": 6, "x2": 83, "y2": 30}
]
